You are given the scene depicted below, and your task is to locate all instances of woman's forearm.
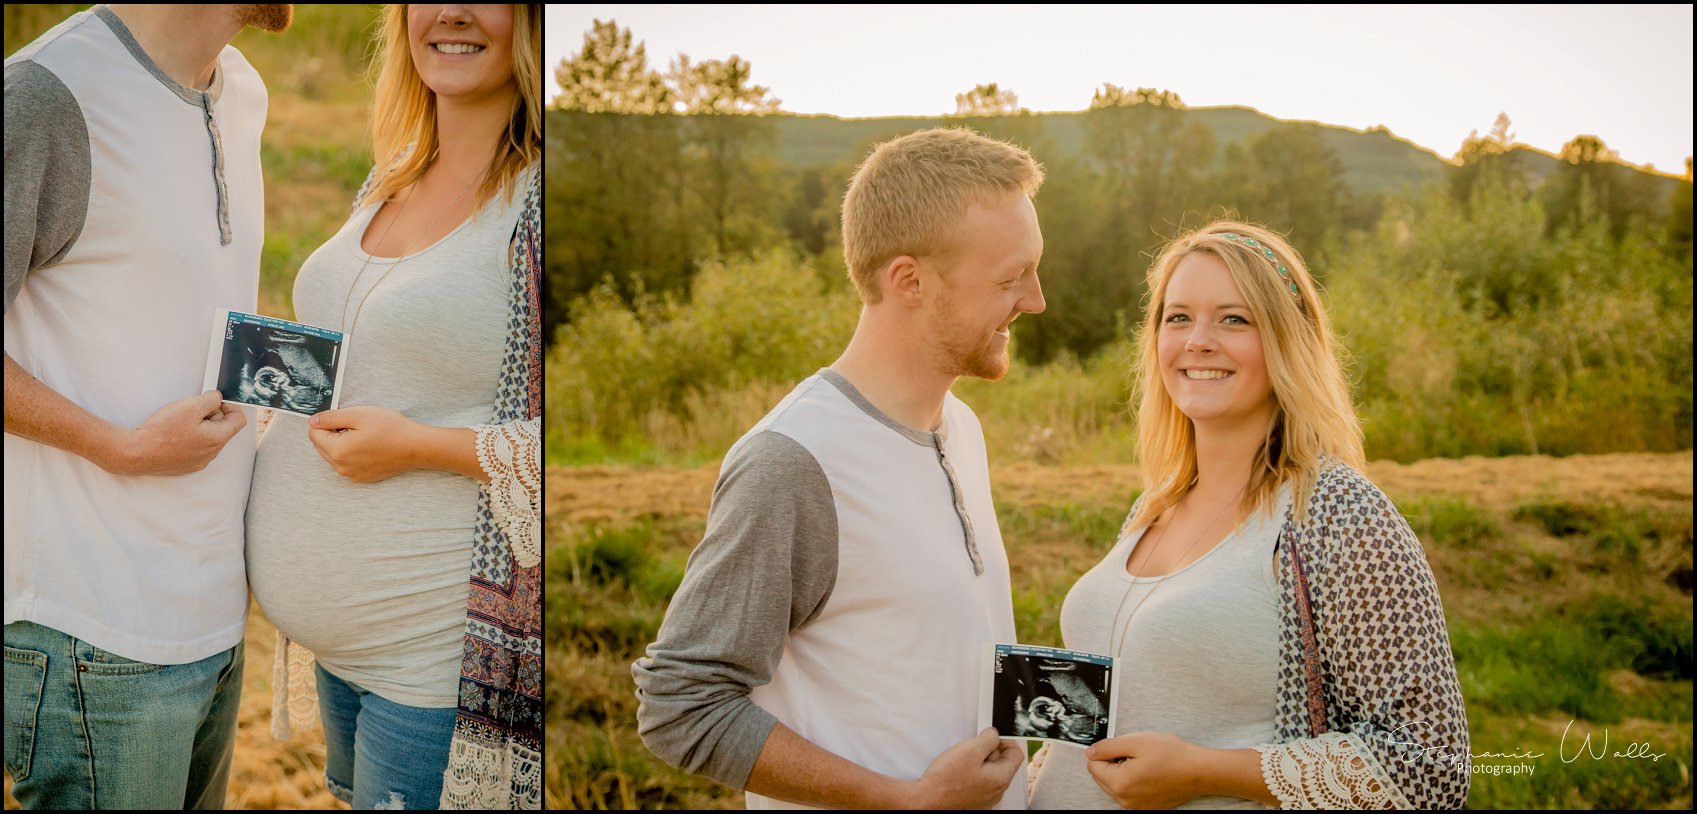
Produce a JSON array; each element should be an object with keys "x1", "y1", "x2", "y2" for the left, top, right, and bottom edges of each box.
[
  {"x1": 407, "y1": 424, "x2": 486, "y2": 482},
  {"x1": 1190, "y1": 746, "x2": 1279, "y2": 807}
]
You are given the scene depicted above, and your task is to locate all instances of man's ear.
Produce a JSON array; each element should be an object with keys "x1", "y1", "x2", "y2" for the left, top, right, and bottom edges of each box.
[{"x1": 882, "y1": 255, "x2": 925, "y2": 306}]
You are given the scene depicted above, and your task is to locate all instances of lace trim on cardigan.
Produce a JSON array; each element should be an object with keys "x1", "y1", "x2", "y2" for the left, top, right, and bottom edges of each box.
[
  {"x1": 471, "y1": 417, "x2": 541, "y2": 568},
  {"x1": 1260, "y1": 722, "x2": 1414, "y2": 809},
  {"x1": 1028, "y1": 742, "x2": 1051, "y2": 798},
  {"x1": 439, "y1": 735, "x2": 542, "y2": 809},
  {"x1": 269, "y1": 632, "x2": 321, "y2": 740}
]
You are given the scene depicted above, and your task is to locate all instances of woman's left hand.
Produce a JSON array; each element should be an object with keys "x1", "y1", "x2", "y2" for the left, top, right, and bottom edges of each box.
[
  {"x1": 1084, "y1": 731, "x2": 1202, "y2": 809},
  {"x1": 308, "y1": 406, "x2": 422, "y2": 483}
]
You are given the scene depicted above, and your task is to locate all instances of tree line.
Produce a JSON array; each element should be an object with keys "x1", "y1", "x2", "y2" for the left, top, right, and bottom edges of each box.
[
  {"x1": 549, "y1": 20, "x2": 1690, "y2": 464},
  {"x1": 546, "y1": 20, "x2": 1693, "y2": 378}
]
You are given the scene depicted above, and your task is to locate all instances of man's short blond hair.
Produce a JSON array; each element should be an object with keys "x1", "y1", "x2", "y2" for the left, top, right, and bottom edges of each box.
[{"x1": 841, "y1": 128, "x2": 1044, "y2": 303}]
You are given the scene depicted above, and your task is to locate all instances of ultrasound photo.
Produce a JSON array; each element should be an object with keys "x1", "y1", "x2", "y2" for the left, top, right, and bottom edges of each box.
[
  {"x1": 203, "y1": 309, "x2": 346, "y2": 417},
  {"x1": 979, "y1": 644, "x2": 1117, "y2": 748}
]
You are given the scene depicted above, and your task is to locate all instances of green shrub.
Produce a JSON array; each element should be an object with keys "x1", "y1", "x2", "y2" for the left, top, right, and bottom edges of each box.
[
  {"x1": 1327, "y1": 178, "x2": 1692, "y2": 463},
  {"x1": 573, "y1": 525, "x2": 652, "y2": 586},
  {"x1": 1515, "y1": 502, "x2": 1605, "y2": 538},
  {"x1": 632, "y1": 557, "x2": 688, "y2": 605},
  {"x1": 1403, "y1": 496, "x2": 1503, "y2": 547},
  {"x1": 1579, "y1": 593, "x2": 1695, "y2": 680},
  {"x1": 997, "y1": 501, "x2": 1130, "y2": 546},
  {"x1": 955, "y1": 340, "x2": 1138, "y2": 466},
  {"x1": 1452, "y1": 619, "x2": 1622, "y2": 722},
  {"x1": 555, "y1": 580, "x2": 658, "y2": 654},
  {"x1": 543, "y1": 168, "x2": 1692, "y2": 467},
  {"x1": 547, "y1": 249, "x2": 858, "y2": 462}
]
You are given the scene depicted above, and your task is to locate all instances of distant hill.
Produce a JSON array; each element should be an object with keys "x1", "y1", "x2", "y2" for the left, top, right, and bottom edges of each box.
[
  {"x1": 769, "y1": 107, "x2": 1688, "y2": 203},
  {"x1": 1507, "y1": 143, "x2": 1689, "y2": 202}
]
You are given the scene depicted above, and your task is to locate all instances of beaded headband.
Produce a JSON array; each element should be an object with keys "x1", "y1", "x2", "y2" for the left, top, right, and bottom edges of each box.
[{"x1": 1217, "y1": 233, "x2": 1299, "y2": 298}]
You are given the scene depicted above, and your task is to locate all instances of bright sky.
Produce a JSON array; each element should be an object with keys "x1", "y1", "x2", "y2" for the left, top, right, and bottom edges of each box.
[{"x1": 545, "y1": 4, "x2": 1694, "y2": 174}]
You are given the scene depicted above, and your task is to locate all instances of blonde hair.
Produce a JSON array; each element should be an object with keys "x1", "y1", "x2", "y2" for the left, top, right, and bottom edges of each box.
[
  {"x1": 841, "y1": 127, "x2": 1044, "y2": 303},
  {"x1": 1128, "y1": 220, "x2": 1364, "y2": 531},
  {"x1": 364, "y1": 4, "x2": 543, "y2": 211}
]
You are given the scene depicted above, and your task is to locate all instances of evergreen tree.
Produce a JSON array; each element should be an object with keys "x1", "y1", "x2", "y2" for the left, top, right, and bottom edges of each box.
[{"x1": 547, "y1": 20, "x2": 690, "y2": 344}]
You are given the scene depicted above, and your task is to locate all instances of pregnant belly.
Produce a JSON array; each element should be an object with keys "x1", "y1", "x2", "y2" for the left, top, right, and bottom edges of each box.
[
  {"x1": 247, "y1": 526, "x2": 474, "y2": 661},
  {"x1": 247, "y1": 431, "x2": 479, "y2": 661}
]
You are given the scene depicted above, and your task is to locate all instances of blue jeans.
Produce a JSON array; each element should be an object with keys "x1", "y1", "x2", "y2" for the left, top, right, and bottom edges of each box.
[
  {"x1": 2, "y1": 620, "x2": 243, "y2": 809},
  {"x1": 315, "y1": 663, "x2": 457, "y2": 810}
]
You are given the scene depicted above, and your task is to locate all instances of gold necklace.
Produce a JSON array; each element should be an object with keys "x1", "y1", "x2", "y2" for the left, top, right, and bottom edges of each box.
[
  {"x1": 1105, "y1": 487, "x2": 1245, "y2": 659},
  {"x1": 339, "y1": 169, "x2": 483, "y2": 334}
]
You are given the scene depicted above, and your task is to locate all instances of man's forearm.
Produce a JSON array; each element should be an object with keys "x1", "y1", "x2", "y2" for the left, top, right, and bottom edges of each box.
[
  {"x1": 745, "y1": 722, "x2": 917, "y2": 810},
  {"x1": 3, "y1": 352, "x2": 127, "y2": 470}
]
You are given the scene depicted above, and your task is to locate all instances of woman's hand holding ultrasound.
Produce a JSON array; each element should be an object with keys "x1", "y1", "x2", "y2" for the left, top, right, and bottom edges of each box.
[
  {"x1": 307, "y1": 406, "x2": 422, "y2": 483},
  {"x1": 1084, "y1": 731, "x2": 1203, "y2": 809}
]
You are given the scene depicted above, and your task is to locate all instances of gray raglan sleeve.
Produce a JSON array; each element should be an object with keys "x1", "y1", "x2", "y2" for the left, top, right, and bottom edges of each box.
[
  {"x1": 631, "y1": 430, "x2": 839, "y2": 790},
  {"x1": 4, "y1": 61, "x2": 90, "y2": 314}
]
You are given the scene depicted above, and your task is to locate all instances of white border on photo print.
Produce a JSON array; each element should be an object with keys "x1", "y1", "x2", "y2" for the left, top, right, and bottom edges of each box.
[{"x1": 979, "y1": 643, "x2": 1119, "y2": 748}]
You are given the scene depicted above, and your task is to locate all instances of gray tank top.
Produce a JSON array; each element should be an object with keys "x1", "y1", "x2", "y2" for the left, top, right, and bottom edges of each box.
[
  {"x1": 1027, "y1": 485, "x2": 1290, "y2": 810},
  {"x1": 245, "y1": 166, "x2": 533, "y2": 708}
]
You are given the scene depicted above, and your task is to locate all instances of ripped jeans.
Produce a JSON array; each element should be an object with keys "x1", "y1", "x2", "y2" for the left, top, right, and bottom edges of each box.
[{"x1": 314, "y1": 663, "x2": 456, "y2": 810}]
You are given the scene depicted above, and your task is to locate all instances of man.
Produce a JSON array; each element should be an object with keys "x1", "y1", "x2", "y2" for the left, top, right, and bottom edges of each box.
[
  {"x1": 3, "y1": 4, "x2": 290, "y2": 809},
  {"x1": 634, "y1": 127, "x2": 1047, "y2": 809}
]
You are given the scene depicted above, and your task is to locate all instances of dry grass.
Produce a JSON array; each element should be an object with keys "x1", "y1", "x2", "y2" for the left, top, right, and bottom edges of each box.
[
  {"x1": 228, "y1": 605, "x2": 350, "y2": 810},
  {"x1": 549, "y1": 465, "x2": 718, "y2": 527},
  {"x1": 1363, "y1": 451, "x2": 1694, "y2": 514},
  {"x1": 548, "y1": 450, "x2": 1695, "y2": 528},
  {"x1": 4, "y1": 602, "x2": 349, "y2": 811},
  {"x1": 263, "y1": 95, "x2": 372, "y2": 156}
]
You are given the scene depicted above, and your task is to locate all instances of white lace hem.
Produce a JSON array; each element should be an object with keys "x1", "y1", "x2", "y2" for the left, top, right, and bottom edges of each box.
[
  {"x1": 472, "y1": 418, "x2": 541, "y2": 568},
  {"x1": 439, "y1": 735, "x2": 542, "y2": 809},
  {"x1": 1259, "y1": 731, "x2": 1412, "y2": 809},
  {"x1": 1027, "y1": 742, "x2": 1050, "y2": 798},
  {"x1": 269, "y1": 631, "x2": 322, "y2": 740}
]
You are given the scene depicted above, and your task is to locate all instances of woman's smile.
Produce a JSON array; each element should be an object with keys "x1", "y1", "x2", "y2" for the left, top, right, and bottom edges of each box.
[{"x1": 429, "y1": 41, "x2": 486, "y2": 59}]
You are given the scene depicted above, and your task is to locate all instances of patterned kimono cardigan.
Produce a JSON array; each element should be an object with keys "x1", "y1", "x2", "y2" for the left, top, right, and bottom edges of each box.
[
  {"x1": 272, "y1": 163, "x2": 543, "y2": 810},
  {"x1": 1258, "y1": 462, "x2": 1471, "y2": 809}
]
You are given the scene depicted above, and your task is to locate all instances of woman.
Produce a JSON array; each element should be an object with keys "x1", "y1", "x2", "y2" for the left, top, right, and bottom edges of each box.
[
  {"x1": 246, "y1": 4, "x2": 541, "y2": 810},
  {"x1": 1027, "y1": 221, "x2": 1469, "y2": 809}
]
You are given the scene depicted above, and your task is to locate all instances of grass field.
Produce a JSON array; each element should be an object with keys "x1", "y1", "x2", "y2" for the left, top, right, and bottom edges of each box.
[{"x1": 548, "y1": 451, "x2": 1694, "y2": 809}]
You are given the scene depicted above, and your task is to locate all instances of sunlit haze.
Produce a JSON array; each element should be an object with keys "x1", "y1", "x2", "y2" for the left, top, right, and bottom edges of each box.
[{"x1": 546, "y1": 4, "x2": 1694, "y2": 174}]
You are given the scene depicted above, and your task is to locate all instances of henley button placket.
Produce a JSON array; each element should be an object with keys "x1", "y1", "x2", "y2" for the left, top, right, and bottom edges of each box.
[
  {"x1": 93, "y1": 5, "x2": 234, "y2": 246},
  {"x1": 933, "y1": 433, "x2": 984, "y2": 576},
  {"x1": 816, "y1": 369, "x2": 986, "y2": 577},
  {"x1": 200, "y1": 93, "x2": 232, "y2": 246}
]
